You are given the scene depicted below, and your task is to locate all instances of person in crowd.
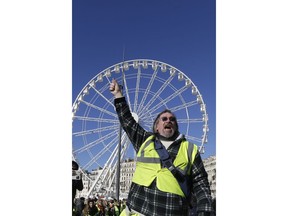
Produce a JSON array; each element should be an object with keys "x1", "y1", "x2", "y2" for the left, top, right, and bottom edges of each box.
[
  {"x1": 106, "y1": 199, "x2": 120, "y2": 216},
  {"x1": 110, "y1": 79, "x2": 215, "y2": 216},
  {"x1": 82, "y1": 199, "x2": 99, "y2": 216},
  {"x1": 74, "y1": 197, "x2": 85, "y2": 216},
  {"x1": 119, "y1": 200, "x2": 126, "y2": 214},
  {"x1": 113, "y1": 199, "x2": 120, "y2": 216},
  {"x1": 96, "y1": 199, "x2": 106, "y2": 216},
  {"x1": 72, "y1": 161, "x2": 84, "y2": 212}
]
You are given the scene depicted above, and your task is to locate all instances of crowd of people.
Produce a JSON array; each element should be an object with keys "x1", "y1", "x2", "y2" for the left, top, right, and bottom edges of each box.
[
  {"x1": 72, "y1": 194, "x2": 215, "y2": 216},
  {"x1": 73, "y1": 196, "x2": 126, "y2": 216}
]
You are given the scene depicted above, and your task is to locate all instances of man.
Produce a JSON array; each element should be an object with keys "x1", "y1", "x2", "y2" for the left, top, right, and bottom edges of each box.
[
  {"x1": 110, "y1": 79, "x2": 214, "y2": 216},
  {"x1": 72, "y1": 160, "x2": 84, "y2": 214}
]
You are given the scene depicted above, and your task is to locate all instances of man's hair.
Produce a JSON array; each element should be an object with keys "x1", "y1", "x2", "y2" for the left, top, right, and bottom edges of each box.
[{"x1": 152, "y1": 109, "x2": 179, "y2": 133}]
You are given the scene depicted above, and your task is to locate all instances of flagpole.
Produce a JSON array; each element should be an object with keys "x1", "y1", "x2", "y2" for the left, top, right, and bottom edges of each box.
[{"x1": 116, "y1": 45, "x2": 125, "y2": 202}]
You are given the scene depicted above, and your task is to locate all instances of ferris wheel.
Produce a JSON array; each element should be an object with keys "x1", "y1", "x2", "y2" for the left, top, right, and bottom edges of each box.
[{"x1": 72, "y1": 59, "x2": 209, "y2": 197}]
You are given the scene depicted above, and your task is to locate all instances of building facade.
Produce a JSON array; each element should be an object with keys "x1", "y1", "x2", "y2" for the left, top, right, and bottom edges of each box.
[{"x1": 202, "y1": 155, "x2": 216, "y2": 199}]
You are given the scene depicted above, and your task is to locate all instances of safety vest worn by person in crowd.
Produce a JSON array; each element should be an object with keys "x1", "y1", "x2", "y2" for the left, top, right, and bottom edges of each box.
[
  {"x1": 132, "y1": 135, "x2": 198, "y2": 197},
  {"x1": 115, "y1": 205, "x2": 120, "y2": 216}
]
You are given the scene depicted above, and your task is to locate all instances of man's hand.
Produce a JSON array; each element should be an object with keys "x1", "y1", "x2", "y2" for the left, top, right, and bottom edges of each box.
[{"x1": 109, "y1": 79, "x2": 123, "y2": 98}]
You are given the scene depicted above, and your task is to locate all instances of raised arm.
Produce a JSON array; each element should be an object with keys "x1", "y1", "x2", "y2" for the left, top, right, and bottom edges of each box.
[{"x1": 110, "y1": 79, "x2": 150, "y2": 152}]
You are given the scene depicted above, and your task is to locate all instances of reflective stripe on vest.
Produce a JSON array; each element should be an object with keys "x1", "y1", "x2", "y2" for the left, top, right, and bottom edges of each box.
[{"x1": 132, "y1": 135, "x2": 198, "y2": 197}]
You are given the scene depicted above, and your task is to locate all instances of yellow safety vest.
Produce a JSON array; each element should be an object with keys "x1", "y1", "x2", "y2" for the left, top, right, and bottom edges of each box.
[
  {"x1": 119, "y1": 210, "x2": 138, "y2": 216},
  {"x1": 132, "y1": 135, "x2": 198, "y2": 197},
  {"x1": 115, "y1": 205, "x2": 119, "y2": 213}
]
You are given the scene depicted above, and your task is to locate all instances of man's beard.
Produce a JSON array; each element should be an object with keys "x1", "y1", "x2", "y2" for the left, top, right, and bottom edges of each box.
[
  {"x1": 157, "y1": 129, "x2": 179, "y2": 141},
  {"x1": 162, "y1": 130, "x2": 175, "y2": 138}
]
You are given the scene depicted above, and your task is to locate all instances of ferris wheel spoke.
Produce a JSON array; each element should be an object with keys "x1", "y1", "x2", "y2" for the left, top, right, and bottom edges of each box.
[
  {"x1": 90, "y1": 85, "x2": 114, "y2": 107},
  {"x1": 121, "y1": 136, "x2": 132, "y2": 158},
  {"x1": 102, "y1": 145, "x2": 119, "y2": 178},
  {"x1": 101, "y1": 133, "x2": 129, "y2": 184},
  {"x1": 139, "y1": 74, "x2": 175, "y2": 113},
  {"x1": 137, "y1": 92, "x2": 165, "y2": 120},
  {"x1": 121, "y1": 68, "x2": 133, "y2": 112},
  {"x1": 185, "y1": 134, "x2": 203, "y2": 143},
  {"x1": 80, "y1": 99, "x2": 118, "y2": 118},
  {"x1": 169, "y1": 100, "x2": 198, "y2": 113},
  {"x1": 104, "y1": 168, "x2": 116, "y2": 193},
  {"x1": 73, "y1": 124, "x2": 119, "y2": 137},
  {"x1": 73, "y1": 116, "x2": 119, "y2": 124},
  {"x1": 177, "y1": 118, "x2": 203, "y2": 123},
  {"x1": 136, "y1": 66, "x2": 159, "y2": 113},
  {"x1": 141, "y1": 121, "x2": 154, "y2": 131},
  {"x1": 93, "y1": 134, "x2": 128, "y2": 190},
  {"x1": 104, "y1": 170, "x2": 116, "y2": 193},
  {"x1": 107, "y1": 136, "x2": 132, "y2": 189},
  {"x1": 87, "y1": 164, "x2": 112, "y2": 196},
  {"x1": 81, "y1": 136, "x2": 119, "y2": 170},
  {"x1": 85, "y1": 133, "x2": 123, "y2": 172},
  {"x1": 103, "y1": 141, "x2": 120, "y2": 168},
  {"x1": 133, "y1": 67, "x2": 141, "y2": 112},
  {"x1": 73, "y1": 130, "x2": 118, "y2": 154},
  {"x1": 148, "y1": 85, "x2": 188, "y2": 114}
]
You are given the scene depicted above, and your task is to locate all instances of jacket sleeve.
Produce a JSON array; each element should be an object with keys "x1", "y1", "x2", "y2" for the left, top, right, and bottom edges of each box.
[
  {"x1": 190, "y1": 151, "x2": 214, "y2": 214},
  {"x1": 114, "y1": 97, "x2": 150, "y2": 153}
]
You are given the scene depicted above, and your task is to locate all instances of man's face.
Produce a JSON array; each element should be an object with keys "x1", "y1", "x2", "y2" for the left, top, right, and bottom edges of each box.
[{"x1": 155, "y1": 112, "x2": 177, "y2": 138}]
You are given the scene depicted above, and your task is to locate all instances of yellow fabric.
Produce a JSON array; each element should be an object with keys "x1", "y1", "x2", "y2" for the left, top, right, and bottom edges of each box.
[
  {"x1": 132, "y1": 135, "x2": 197, "y2": 197},
  {"x1": 119, "y1": 210, "x2": 126, "y2": 216},
  {"x1": 119, "y1": 209, "x2": 139, "y2": 216}
]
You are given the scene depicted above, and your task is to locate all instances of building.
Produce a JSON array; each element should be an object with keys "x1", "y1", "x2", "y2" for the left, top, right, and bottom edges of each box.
[
  {"x1": 203, "y1": 155, "x2": 216, "y2": 199},
  {"x1": 120, "y1": 158, "x2": 136, "y2": 193}
]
